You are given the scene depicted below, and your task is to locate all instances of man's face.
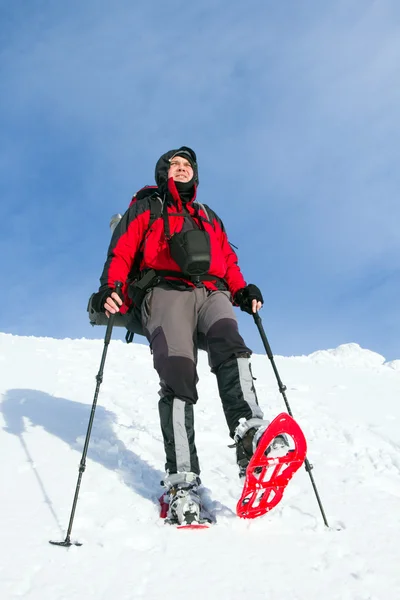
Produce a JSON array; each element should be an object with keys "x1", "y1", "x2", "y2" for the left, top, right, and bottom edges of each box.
[{"x1": 168, "y1": 155, "x2": 194, "y2": 183}]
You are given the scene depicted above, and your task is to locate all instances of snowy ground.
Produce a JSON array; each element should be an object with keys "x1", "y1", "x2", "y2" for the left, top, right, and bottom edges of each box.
[{"x1": 1, "y1": 331, "x2": 400, "y2": 600}]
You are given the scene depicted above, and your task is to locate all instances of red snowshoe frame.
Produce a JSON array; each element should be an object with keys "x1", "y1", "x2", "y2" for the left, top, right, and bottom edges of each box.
[{"x1": 237, "y1": 413, "x2": 307, "y2": 519}]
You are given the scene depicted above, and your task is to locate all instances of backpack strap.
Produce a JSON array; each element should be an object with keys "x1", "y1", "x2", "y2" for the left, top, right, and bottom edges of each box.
[
  {"x1": 148, "y1": 193, "x2": 163, "y2": 229},
  {"x1": 125, "y1": 331, "x2": 135, "y2": 344},
  {"x1": 193, "y1": 201, "x2": 210, "y2": 223},
  {"x1": 136, "y1": 193, "x2": 163, "y2": 257}
]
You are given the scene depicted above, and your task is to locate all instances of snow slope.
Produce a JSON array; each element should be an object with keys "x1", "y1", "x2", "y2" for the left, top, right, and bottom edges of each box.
[{"x1": 1, "y1": 332, "x2": 400, "y2": 600}]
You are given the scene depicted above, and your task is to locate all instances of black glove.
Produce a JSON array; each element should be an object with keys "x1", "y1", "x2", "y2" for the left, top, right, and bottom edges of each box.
[
  {"x1": 234, "y1": 284, "x2": 264, "y2": 314},
  {"x1": 91, "y1": 287, "x2": 123, "y2": 313}
]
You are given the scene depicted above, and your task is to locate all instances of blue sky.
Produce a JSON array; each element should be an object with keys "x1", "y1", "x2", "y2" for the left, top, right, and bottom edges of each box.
[{"x1": 1, "y1": 0, "x2": 399, "y2": 360}]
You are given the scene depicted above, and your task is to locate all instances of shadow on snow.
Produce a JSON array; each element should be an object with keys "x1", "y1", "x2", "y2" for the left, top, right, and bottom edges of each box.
[{"x1": 1, "y1": 388, "x2": 164, "y2": 531}]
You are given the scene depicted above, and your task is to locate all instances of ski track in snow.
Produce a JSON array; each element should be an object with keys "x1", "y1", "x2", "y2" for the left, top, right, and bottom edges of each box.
[{"x1": 0, "y1": 333, "x2": 400, "y2": 600}]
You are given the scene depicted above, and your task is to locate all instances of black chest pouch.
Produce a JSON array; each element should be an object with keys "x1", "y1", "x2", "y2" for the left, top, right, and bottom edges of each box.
[{"x1": 169, "y1": 229, "x2": 211, "y2": 276}]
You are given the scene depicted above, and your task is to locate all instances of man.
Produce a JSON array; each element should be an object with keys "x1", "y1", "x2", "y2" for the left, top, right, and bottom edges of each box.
[{"x1": 92, "y1": 147, "x2": 274, "y2": 525}]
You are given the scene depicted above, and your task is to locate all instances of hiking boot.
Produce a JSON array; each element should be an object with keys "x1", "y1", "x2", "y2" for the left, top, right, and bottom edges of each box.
[
  {"x1": 234, "y1": 418, "x2": 290, "y2": 477},
  {"x1": 162, "y1": 472, "x2": 202, "y2": 526},
  {"x1": 234, "y1": 418, "x2": 270, "y2": 477}
]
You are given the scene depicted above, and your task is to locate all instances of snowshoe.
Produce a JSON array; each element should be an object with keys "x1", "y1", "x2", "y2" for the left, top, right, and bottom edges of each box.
[{"x1": 236, "y1": 413, "x2": 307, "y2": 519}]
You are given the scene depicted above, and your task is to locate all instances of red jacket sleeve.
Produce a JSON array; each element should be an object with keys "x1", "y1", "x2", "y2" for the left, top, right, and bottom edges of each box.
[
  {"x1": 210, "y1": 208, "x2": 246, "y2": 297},
  {"x1": 98, "y1": 201, "x2": 151, "y2": 302}
]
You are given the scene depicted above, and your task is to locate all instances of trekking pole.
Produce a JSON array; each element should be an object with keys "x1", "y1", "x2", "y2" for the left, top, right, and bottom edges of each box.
[
  {"x1": 253, "y1": 312, "x2": 329, "y2": 528},
  {"x1": 50, "y1": 282, "x2": 123, "y2": 547}
]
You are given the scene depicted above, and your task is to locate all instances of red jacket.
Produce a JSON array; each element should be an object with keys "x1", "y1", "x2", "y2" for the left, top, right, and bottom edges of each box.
[{"x1": 99, "y1": 179, "x2": 246, "y2": 314}]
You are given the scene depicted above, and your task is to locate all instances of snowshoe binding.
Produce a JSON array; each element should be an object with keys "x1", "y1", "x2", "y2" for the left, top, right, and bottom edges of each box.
[
  {"x1": 159, "y1": 472, "x2": 212, "y2": 529},
  {"x1": 234, "y1": 417, "x2": 271, "y2": 478}
]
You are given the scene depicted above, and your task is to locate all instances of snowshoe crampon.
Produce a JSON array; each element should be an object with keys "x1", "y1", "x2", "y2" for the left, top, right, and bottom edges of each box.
[{"x1": 237, "y1": 413, "x2": 307, "y2": 519}]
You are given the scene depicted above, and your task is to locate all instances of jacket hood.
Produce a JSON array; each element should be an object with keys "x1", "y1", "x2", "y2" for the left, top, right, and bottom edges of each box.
[{"x1": 154, "y1": 146, "x2": 199, "y2": 193}]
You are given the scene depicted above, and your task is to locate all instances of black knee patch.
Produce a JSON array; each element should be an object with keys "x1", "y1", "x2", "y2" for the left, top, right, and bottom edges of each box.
[
  {"x1": 206, "y1": 318, "x2": 252, "y2": 371},
  {"x1": 150, "y1": 328, "x2": 198, "y2": 403}
]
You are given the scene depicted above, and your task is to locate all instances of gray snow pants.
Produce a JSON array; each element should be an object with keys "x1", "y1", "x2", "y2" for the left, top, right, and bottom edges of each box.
[{"x1": 141, "y1": 285, "x2": 264, "y2": 475}]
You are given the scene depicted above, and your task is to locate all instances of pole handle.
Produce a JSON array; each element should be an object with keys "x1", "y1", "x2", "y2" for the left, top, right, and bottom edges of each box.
[
  {"x1": 104, "y1": 281, "x2": 123, "y2": 345},
  {"x1": 114, "y1": 280, "x2": 123, "y2": 294}
]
